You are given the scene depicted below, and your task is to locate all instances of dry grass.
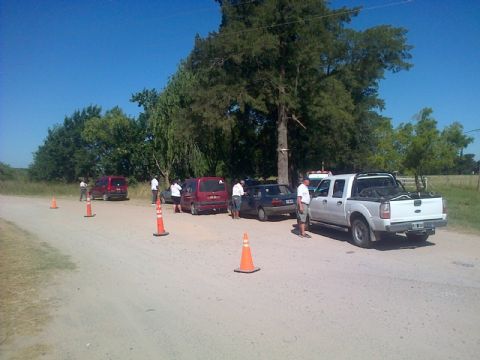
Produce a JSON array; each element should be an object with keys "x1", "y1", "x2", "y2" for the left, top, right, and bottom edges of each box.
[
  {"x1": 0, "y1": 179, "x2": 158, "y2": 201},
  {"x1": 429, "y1": 174, "x2": 479, "y2": 189},
  {"x1": 0, "y1": 219, "x2": 75, "y2": 359}
]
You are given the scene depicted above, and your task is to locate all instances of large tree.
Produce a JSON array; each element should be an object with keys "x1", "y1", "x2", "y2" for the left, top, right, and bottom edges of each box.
[
  {"x1": 396, "y1": 108, "x2": 473, "y2": 189},
  {"x1": 189, "y1": 0, "x2": 412, "y2": 184},
  {"x1": 132, "y1": 66, "x2": 208, "y2": 184},
  {"x1": 82, "y1": 107, "x2": 145, "y2": 178},
  {"x1": 29, "y1": 106, "x2": 101, "y2": 181}
]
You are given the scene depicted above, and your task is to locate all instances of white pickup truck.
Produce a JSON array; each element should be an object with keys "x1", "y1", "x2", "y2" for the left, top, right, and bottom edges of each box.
[{"x1": 308, "y1": 172, "x2": 447, "y2": 248}]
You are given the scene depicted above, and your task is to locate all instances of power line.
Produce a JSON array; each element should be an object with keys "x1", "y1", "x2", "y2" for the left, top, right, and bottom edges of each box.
[{"x1": 217, "y1": 0, "x2": 414, "y2": 37}]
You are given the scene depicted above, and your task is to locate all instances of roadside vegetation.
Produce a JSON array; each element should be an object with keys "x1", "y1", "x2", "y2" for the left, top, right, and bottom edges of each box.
[
  {"x1": 428, "y1": 176, "x2": 480, "y2": 233},
  {"x1": 1, "y1": 172, "x2": 479, "y2": 234},
  {"x1": 11, "y1": 2, "x2": 475, "y2": 187},
  {"x1": 0, "y1": 219, "x2": 76, "y2": 359}
]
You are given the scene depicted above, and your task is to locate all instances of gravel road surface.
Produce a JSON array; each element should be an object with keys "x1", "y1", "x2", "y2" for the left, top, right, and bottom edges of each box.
[{"x1": 1, "y1": 195, "x2": 479, "y2": 360}]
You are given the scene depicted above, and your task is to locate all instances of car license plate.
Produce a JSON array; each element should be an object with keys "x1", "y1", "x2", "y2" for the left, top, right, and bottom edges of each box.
[
  {"x1": 412, "y1": 222, "x2": 424, "y2": 230},
  {"x1": 286, "y1": 199, "x2": 293, "y2": 204},
  {"x1": 210, "y1": 195, "x2": 218, "y2": 199}
]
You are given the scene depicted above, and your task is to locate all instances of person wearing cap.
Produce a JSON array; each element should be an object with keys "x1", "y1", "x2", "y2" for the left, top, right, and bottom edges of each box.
[
  {"x1": 170, "y1": 179, "x2": 182, "y2": 213},
  {"x1": 296, "y1": 177, "x2": 311, "y2": 238},
  {"x1": 151, "y1": 175, "x2": 159, "y2": 204},
  {"x1": 231, "y1": 179, "x2": 245, "y2": 219}
]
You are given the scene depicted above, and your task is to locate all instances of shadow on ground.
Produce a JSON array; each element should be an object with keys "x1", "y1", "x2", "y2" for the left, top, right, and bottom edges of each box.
[{"x1": 290, "y1": 223, "x2": 436, "y2": 251}]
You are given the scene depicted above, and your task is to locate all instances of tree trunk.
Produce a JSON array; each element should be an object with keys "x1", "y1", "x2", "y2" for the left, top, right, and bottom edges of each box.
[
  {"x1": 277, "y1": 63, "x2": 289, "y2": 186},
  {"x1": 277, "y1": 102, "x2": 289, "y2": 185}
]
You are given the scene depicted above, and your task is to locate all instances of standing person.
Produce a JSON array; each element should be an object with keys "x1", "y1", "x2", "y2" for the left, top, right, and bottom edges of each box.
[
  {"x1": 79, "y1": 178, "x2": 88, "y2": 201},
  {"x1": 151, "y1": 175, "x2": 159, "y2": 205},
  {"x1": 296, "y1": 177, "x2": 311, "y2": 238},
  {"x1": 231, "y1": 179, "x2": 245, "y2": 220},
  {"x1": 170, "y1": 179, "x2": 182, "y2": 213}
]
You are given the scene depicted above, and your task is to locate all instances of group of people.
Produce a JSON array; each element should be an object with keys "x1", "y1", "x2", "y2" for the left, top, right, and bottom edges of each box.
[
  {"x1": 150, "y1": 174, "x2": 312, "y2": 237},
  {"x1": 231, "y1": 177, "x2": 312, "y2": 239},
  {"x1": 151, "y1": 176, "x2": 182, "y2": 213}
]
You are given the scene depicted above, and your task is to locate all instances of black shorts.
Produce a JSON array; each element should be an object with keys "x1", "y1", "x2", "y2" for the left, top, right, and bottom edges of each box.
[{"x1": 172, "y1": 196, "x2": 181, "y2": 205}]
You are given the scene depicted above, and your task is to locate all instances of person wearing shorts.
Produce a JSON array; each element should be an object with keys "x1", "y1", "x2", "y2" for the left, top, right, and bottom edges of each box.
[
  {"x1": 296, "y1": 177, "x2": 311, "y2": 238},
  {"x1": 231, "y1": 179, "x2": 245, "y2": 219},
  {"x1": 170, "y1": 179, "x2": 182, "y2": 213}
]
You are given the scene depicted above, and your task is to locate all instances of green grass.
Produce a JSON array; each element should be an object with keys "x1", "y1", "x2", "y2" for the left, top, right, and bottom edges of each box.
[
  {"x1": 429, "y1": 184, "x2": 480, "y2": 233},
  {"x1": 0, "y1": 218, "x2": 76, "y2": 359},
  {"x1": 427, "y1": 175, "x2": 480, "y2": 234}
]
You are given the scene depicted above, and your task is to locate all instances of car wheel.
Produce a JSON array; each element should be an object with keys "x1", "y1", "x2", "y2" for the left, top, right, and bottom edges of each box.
[
  {"x1": 102, "y1": 194, "x2": 109, "y2": 201},
  {"x1": 257, "y1": 207, "x2": 268, "y2": 222},
  {"x1": 406, "y1": 233, "x2": 429, "y2": 242},
  {"x1": 160, "y1": 195, "x2": 166, "y2": 204},
  {"x1": 191, "y1": 203, "x2": 198, "y2": 215},
  {"x1": 351, "y1": 217, "x2": 372, "y2": 248}
]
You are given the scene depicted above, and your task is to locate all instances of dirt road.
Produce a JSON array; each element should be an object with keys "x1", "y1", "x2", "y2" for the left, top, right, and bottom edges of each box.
[{"x1": 1, "y1": 194, "x2": 479, "y2": 359}]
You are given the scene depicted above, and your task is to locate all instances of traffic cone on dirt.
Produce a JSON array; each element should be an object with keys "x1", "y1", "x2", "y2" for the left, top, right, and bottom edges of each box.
[
  {"x1": 234, "y1": 232, "x2": 260, "y2": 273},
  {"x1": 50, "y1": 196, "x2": 58, "y2": 209},
  {"x1": 84, "y1": 192, "x2": 96, "y2": 218},
  {"x1": 153, "y1": 198, "x2": 169, "y2": 236}
]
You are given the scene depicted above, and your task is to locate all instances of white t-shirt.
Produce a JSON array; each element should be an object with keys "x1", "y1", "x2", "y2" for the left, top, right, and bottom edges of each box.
[
  {"x1": 80, "y1": 181, "x2": 87, "y2": 189},
  {"x1": 232, "y1": 183, "x2": 244, "y2": 197},
  {"x1": 170, "y1": 183, "x2": 182, "y2": 197},
  {"x1": 297, "y1": 183, "x2": 310, "y2": 204},
  {"x1": 151, "y1": 178, "x2": 159, "y2": 191}
]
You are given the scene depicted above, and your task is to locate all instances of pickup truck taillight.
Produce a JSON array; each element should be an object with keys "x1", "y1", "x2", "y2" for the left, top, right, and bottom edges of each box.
[
  {"x1": 271, "y1": 199, "x2": 283, "y2": 207},
  {"x1": 443, "y1": 199, "x2": 447, "y2": 214},
  {"x1": 380, "y1": 202, "x2": 390, "y2": 219}
]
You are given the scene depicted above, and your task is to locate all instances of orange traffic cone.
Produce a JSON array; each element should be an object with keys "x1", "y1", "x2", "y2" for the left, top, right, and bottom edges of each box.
[
  {"x1": 50, "y1": 196, "x2": 58, "y2": 209},
  {"x1": 84, "y1": 192, "x2": 96, "y2": 218},
  {"x1": 153, "y1": 198, "x2": 169, "y2": 236},
  {"x1": 234, "y1": 232, "x2": 260, "y2": 273}
]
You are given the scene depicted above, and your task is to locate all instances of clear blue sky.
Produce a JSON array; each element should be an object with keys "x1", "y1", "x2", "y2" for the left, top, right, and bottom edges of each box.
[{"x1": 1, "y1": 0, "x2": 479, "y2": 168}]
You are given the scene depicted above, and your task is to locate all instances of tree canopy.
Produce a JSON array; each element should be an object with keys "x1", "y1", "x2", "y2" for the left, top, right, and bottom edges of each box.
[{"x1": 28, "y1": 1, "x2": 477, "y2": 184}]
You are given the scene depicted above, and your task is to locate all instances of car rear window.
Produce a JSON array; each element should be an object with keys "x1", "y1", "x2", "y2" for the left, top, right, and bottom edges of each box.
[
  {"x1": 263, "y1": 185, "x2": 291, "y2": 195},
  {"x1": 354, "y1": 176, "x2": 395, "y2": 196},
  {"x1": 199, "y1": 179, "x2": 225, "y2": 192},
  {"x1": 111, "y1": 178, "x2": 126, "y2": 186}
]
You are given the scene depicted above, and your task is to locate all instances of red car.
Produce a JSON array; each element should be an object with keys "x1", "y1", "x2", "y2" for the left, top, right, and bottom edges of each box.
[
  {"x1": 90, "y1": 176, "x2": 128, "y2": 201},
  {"x1": 180, "y1": 177, "x2": 228, "y2": 215}
]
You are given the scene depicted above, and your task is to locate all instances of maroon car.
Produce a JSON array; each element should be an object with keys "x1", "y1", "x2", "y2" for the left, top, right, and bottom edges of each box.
[
  {"x1": 180, "y1": 177, "x2": 228, "y2": 215},
  {"x1": 90, "y1": 176, "x2": 128, "y2": 201}
]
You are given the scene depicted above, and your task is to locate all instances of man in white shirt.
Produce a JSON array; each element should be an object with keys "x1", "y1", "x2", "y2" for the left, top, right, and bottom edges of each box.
[
  {"x1": 170, "y1": 179, "x2": 182, "y2": 213},
  {"x1": 296, "y1": 177, "x2": 311, "y2": 238},
  {"x1": 231, "y1": 179, "x2": 245, "y2": 219},
  {"x1": 79, "y1": 179, "x2": 88, "y2": 201},
  {"x1": 151, "y1": 176, "x2": 159, "y2": 204}
]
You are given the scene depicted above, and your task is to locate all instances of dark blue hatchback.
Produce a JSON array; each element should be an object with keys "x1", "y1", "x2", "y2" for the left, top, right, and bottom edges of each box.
[{"x1": 240, "y1": 184, "x2": 296, "y2": 221}]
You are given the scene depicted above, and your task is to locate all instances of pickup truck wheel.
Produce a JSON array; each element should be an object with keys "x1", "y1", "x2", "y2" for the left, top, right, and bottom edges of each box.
[
  {"x1": 406, "y1": 233, "x2": 429, "y2": 242},
  {"x1": 191, "y1": 203, "x2": 198, "y2": 215},
  {"x1": 351, "y1": 218, "x2": 372, "y2": 248},
  {"x1": 257, "y1": 207, "x2": 268, "y2": 222},
  {"x1": 102, "y1": 194, "x2": 109, "y2": 201}
]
